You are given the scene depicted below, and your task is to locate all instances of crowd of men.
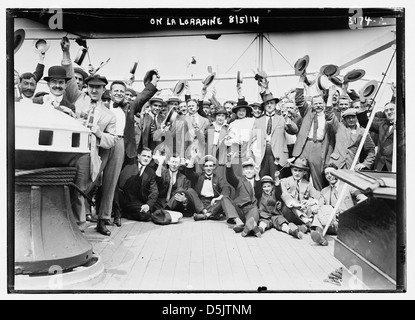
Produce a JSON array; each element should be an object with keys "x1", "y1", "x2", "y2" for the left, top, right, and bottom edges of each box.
[{"x1": 14, "y1": 37, "x2": 397, "y2": 246}]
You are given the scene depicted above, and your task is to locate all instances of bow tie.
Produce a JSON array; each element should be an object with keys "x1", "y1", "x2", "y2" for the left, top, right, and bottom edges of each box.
[
  {"x1": 113, "y1": 101, "x2": 125, "y2": 108},
  {"x1": 266, "y1": 113, "x2": 275, "y2": 117},
  {"x1": 204, "y1": 175, "x2": 212, "y2": 180}
]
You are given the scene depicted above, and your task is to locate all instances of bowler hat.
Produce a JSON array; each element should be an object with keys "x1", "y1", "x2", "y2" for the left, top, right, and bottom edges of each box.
[
  {"x1": 74, "y1": 66, "x2": 89, "y2": 80},
  {"x1": 152, "y1": 209, "x2": 183, "y2": 225},
  {"x1": 232, "y1": 99, "x2": 252, "y2": 115},
  {"x1": 242, "y1": 158, "x2": 255, "y2": 168},
  {"x1": 261, "y1": 92, "x2": 280, "y2": 106},
  {"x1": 44, "y1": 66, "x2": 71, "y2": 82},
  {"x1": 85, "y1": 74, "x2": 108, "y2": 86},
  {"x1": 261, "y1": 175, "x2": 274, "y2": 184},
  {"x1": 289, "y1": 157, "x2": 309, "y2": 170}
]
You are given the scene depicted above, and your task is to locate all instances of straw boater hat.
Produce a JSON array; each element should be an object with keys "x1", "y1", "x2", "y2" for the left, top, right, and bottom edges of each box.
[
  {"x1": 149, "y1": 96, "x2": 164, "y2": 104},
  {"x1": 289, "y1": 158, "x2": 309, "y2": 171},
  {"x1": 151, "y1": 209, "x2": 183, "y2": 225},
  {"x1": 241, "y1": 158, "x2": 255, "y2": 168},
  {"x1": 165, "y1": 96, "x2": 181, "y2": 104},
  {"x1": 201, "y1": 155, "x2": 217, "y2": 166},
  {"x1": 260, "y1": 175, "x2": 274, "y2": 184}
]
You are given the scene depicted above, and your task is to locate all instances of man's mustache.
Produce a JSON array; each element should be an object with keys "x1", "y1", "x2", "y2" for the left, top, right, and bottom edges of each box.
[{"x1": 52, "y1": 86, "x2": 63, "y2": 91}]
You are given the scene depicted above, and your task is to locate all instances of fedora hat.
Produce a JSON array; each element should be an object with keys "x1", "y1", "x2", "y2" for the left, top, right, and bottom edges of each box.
[
  {"x1": 343, "y1": 69, "x2": 366, "y2": 83},
  {"x1": 294, "y1": 55, "x2": 309, "y2": 76},
  {"x1": 359, "y1": 80, "x2": 378, "y2": 101},
  {"x1": 261, "y1": 92, "x2": 280, "y2": 106},
  {"x1": 242, "y1": 158, "x2": 255, "y2": 168},
  {"x1": 14, "y1": 29, "x2": 25, "y2": 54},
  {"x1": 85, "y1": 74, "x2": 108, "y2": 86},
  {"x1": 261, "y1": 175, "x2": 274, "y2": 184},
  {"x1": 74, "y1": 65, "x2": 89, "y2": 80},
  {"x1": 232, "y1": 99, "x2": 252, "y2": 115},
  {"x1": 341, "y1": 108, "x2": 357, "y2": 118},
  {"x1": 320, "y1": 64, "x2": 340, "y2": 78},
  {"x1": 32, "y1": 39, "x2": 50, "y2": 54},
  {"x1": 289, "y1": 157, "x2": 309, "y2": 171},
  {"x1": 151, "y1": 209, "x2": 183, "y2": 225},
  {"x1": 43, "y1": 66, "x2": 71, "y2": 82}
]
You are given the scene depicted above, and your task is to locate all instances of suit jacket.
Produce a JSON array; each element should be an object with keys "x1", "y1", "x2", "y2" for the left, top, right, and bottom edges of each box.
[
  {"x1": 185, "y1": 167, "x2": 231, "y2": 198},
  {"x1": 280, "y1": 176, "x2": 324, "y2": 207},
  {"x1": 124, "y1": 84, "x2": 158, "y2": 158},
  {"x1": 185, "y1": 113, "x2": 210, "y2": 145},
  {"x1": 259, "y1": 185, "x2": 283, "y2": 219},
  {"x1": 357, "y1": 112, "x2": 395, "y2": 171},
  {"x1": 226, "y1": 166, "x2": 262, "y2": 207},
  {"x1": 156, "y1": 166, "x2": 191, "y2": 199},
  {"x1": 292, "y1": 88, "x2": 336, "y2": 166},
  {"x1": 329, "y1": 118, "x2": 376, "y2": 170},
  {"x1": 249, "y1": 113, "x2": 298, "y2": 167},
  {"x1": 121, "y1": 164, "x2": 159, "y2": 209},
  {"x1": 320, "y1": 181, "x2": 365, "y2": 213},
  {"x1": 140, "y1": 112, "x2": 165, "y2": 150}
]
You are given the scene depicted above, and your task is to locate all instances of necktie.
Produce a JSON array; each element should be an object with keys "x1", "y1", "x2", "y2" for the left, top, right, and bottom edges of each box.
[
  {"x1": 204, "y1": 175, "x2": 212, "y2": 180},
  {"x1": 87, "y1": 101, "x2": 97, "y2": 129},
  {"x1": 312, "y1": 113, "x2": 318, "y2": 142},
  {"x1": 138, "y1": 165, "x2": 144, "y2": 176},
  {"x1": 266, "y1": 116, "x2": 272, "y2": 135},
  {"x1": 330, "y1": 185, "x2": 338, "y2": 206},
  {"x1": 166, "y1": 172, "x2": 176, "y2": 201},
  {"x1": 296, "y1": 180, "x2": 301, "y2": 201}
]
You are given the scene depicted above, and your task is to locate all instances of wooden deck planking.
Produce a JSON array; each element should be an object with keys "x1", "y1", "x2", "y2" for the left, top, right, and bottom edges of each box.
[
  {"x1": 200, "y1": 221, "x2": 221, "y2": 291},
  {"x1": 62, "y1": 216, "x2": 348, "y2": 292}
]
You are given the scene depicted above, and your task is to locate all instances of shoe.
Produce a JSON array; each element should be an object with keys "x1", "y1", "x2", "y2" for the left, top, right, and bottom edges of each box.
[
  {"x1": 113, "y1": 217, "x2": 122, "y2": 227},
  {"x1": 253, "y1": 226, "x2": 262, "y2": 238},
  {"x1": 298, "y1": 224, "x2": 308, "y2": 234},
  {"x1": 193, "y1": 213, "x2": 207, "y2": 221},
  {"x1": 288, "y1": 222, "x2": 302, "y2": 239},
  {"x1": 310, "y1": 230, "x2": 328, "y2": 246},
  {"x1": 86, "y1": 214, "x2": 98, "y2": 223},
  {"x1": 227, "y1": 218, "x2": 236, "y2": 225},
  {"x1": 241, "y1": 217, "x2": 256, "y2": 237},
  {"x1": 233, "y1": 224, "x2": 244, "y2": 233},
  {"x1": 96, "y1": 220, "x2": 111, "y2": 236}
]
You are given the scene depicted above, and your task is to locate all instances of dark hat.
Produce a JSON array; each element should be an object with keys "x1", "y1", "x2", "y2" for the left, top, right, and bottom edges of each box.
[
  {"x1": 73, "y1": 66, "x2": 89, "y2": 80},
  {"x1": 289, "y1": 157, "x2": 309, "y2": 171},
  {"x1": 151, "y1": 209, "x2": 183, "y2": 225},
  {"x1": 85, "y1": 74, "x2": 108, "y2": 86},
  {"x1": 232, "y1": 99, "x2": 252, "y2": 115},
  {"x1": 202, "y1": 100, "x2": 211, "y2": 106},
  {"x1": 144, "y1": 69, "x2": 159, "y2": 86},
  {"x1": 261, "y1": 92, "x2": 280, "y2": 106},
  {"x1": 101, "y1": 89, "x2": 111, "y2": 100},
  {"x1": 242, "y1": 158, "x2": 255, "y2": 168},
  {"x1": 249, "y1": 102, "x2": 263, "y2": 110},
  {"x1": 44, "y1": 66, "x2": 71, "y2": 82},
  {"x1": 125, "y1": 87, "x2": 137, "y2": 96},
  {"x1": 149, "y1": 96, "x2": 164, "y2": 104},
  {"x1": 320, "y1": 64, "x2": 340, "y2": 78},
  {"x1": 294, "y1": 55, "x2": 309, "y2": 76},
  {"x1": 212, "y1": 106, "x2": 228, "y2": 116},
  {"x1": 261, "y1": 175, "x2": 274, "y2": 184},
  {"x1": 347, "y1": 88, "x2": 360, "y2": 102},
  {"x1": 33, "y1": 91, "x2": 48, "y2": 99},
  {"x1": 343, "y1": 69, "x2": 366, "y2": 83}
]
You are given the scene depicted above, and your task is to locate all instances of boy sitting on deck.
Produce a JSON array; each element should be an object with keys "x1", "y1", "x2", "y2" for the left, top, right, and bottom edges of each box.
[{"x1": 257, "y1": 175, "x2": 302, "y2": 239}]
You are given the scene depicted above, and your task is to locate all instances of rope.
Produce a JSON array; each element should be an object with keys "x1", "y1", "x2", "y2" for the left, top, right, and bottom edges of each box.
[
  {"x1": 224, "y1": 34, "x2": 259, "y2": 74},
  {"x1": 15, "y1": 167, "x2": 94, "y2": 206},
  {"x1": 262, "y1": 34, "x2": 294, "y2": 70}
]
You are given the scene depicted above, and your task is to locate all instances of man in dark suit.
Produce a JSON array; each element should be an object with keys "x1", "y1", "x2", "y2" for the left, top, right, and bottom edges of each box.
[
  {"x1": 140, "y1": 96, "x2": 166, "y2": 152},
  {"x1": 113, "y1": 148, "x2": 159, "y2": 222},
  {"x1": 185, "y1": 155, "x2": 232, "y2": 221},
  {"x1": 221, "y1": 157, "x2": 262, "y2": 237}
]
